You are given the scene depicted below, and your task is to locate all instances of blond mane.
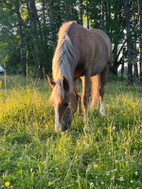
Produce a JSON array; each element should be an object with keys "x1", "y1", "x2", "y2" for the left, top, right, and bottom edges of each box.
[{"x1": 52, "y1": 21, "x2": 78, "y2": 93}]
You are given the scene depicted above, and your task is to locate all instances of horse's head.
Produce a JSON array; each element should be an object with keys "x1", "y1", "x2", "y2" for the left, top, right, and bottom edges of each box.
[{"x1": 48, "y1": 75, "x2": 79, "y2": 132}]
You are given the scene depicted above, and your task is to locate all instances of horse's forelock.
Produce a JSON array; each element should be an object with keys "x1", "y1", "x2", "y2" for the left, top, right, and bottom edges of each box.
[{"x1": 50, "y1": 84, "x2": 65, "y2": 105}]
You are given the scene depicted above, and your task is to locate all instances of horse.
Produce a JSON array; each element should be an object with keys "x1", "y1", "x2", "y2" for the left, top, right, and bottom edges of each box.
[{"x1": 47, "y1": 21, "x2": 112, "y2": 132}]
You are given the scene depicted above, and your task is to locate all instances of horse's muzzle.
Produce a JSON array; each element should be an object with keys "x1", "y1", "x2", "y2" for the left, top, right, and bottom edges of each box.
[{"x1": 61, "y1": 122, "x2": 71, "y2": 131}]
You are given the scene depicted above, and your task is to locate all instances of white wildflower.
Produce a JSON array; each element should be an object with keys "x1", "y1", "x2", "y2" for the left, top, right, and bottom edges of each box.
[
  {"x1": 90, "y1": 182, "x2": 94, "y2": 188},
  {"x1": 106, "y1": 171, "x2": 110, "y2": 176},
  {"x1": 112, "y1": 126, "x2": 116, "y2": 131},
  {"x1": 134, "y1": 171, "x2": 138, "y2": 176},
  {"x1": 111, "y1": 175, "x2": 115, "y2": 180},
  {"x1": 119, "y1": 177, "x2": 124, "y2": 181}
]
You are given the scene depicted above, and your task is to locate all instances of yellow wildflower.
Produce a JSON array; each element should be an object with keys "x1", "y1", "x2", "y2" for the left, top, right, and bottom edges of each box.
[
  {"x1": 94, "y1": 164, "x2": 98, "y2": 168},
  {"x1": 5, "y1": 181, "x2": 10, "y2": 187},
  {"x1": 3, "y1": 139, "x2": 5, "y2": 142},
  {"x1": 59, "y1": 147, "x2": 61, "y2": 150},
  {"x1": 3, "y1": 8, "x2": 7, "y2": 11},
  {"x1": 48, "y1": 181, "x2": 51, "y2": 185},
  {"x1": 17, "y1": 163, "x2": 20, "y2": 167},
  {"x1": 125, "y1": 148, "x2": 128, "y2": 151},
  {"x1": 67, "y1": 137, "x2": 70, "y2": 141}
]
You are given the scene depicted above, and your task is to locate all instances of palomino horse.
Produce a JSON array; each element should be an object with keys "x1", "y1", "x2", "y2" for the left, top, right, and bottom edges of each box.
[{"x1": 48, "y1": 21, "x2": 112, "y2": 132}]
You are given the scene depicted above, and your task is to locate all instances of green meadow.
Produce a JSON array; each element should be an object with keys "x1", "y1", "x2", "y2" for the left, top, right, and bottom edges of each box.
[{"x1": 0, "y1": 75, "x2": 142, "y2": 189}]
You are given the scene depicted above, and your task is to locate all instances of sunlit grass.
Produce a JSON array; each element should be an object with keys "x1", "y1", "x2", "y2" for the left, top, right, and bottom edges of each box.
[{"x1": 0, "y1": 75, "x2": 142, "y2": 188}]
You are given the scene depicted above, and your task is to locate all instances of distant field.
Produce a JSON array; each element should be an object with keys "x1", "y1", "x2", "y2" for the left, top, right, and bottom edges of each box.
[{"x1": 0, "y1": 75, "x2": 142, "y2": 189}]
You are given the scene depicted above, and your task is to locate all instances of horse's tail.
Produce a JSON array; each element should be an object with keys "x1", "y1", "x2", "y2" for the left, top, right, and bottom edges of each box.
[{"x1": 90, "y1": 74, "x2": 100, "y2": 110}]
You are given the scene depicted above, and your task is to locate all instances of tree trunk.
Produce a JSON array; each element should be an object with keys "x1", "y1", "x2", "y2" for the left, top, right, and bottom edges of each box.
[
  {"x1": 133, "y1": 41, "x2": 138, "y2": 82},
  {"x1": 138, "y1": 0, "x2": 142, "y2": 81},
  {"x1": 79, "y1": 0, "x2": 83, "y2": 25},
  {"x1": 41, "y1": 0, "x2": 49, "y2": 65},
  {"x1": 64, "y1": 0, "x2": 70, "y2": 21},
  {"x1": 26, "y1": 0, "x2": 41, "y2": 78},
  {"x1": 16, "y1": 7, "x2": 26, "y2": 76},
  {"x1": 112, "y1": 42, "x2": 119, "y2": 75},
  {"x1": 48, "y1": 0, "x2": 56, "y2": 51},
  {"x1": 124, "y1": 0, "x2": 133, "y2": 85},
  {"x1": 121, "y1": 49, "x2": 125, "y2": 81},
  {"x1": 101, "y1": 0, "x2": 105, "y2": 30},
  {"x1": 86, "y1": 1, "x2": 89, "y2": 29},
  {"x1": 132, "y1": 2, "x2": 139, "y2": 83}
]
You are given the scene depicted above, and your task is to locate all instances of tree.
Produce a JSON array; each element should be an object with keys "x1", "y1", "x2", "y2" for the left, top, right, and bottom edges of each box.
[
  {"x1": 79, "y1": 0, "x2": 83, "y2": 25},
  {"x1": 0, "y1": 0, "x2": 140, "y2": 84},
  {"x1": 48, "y1": 0, "x2": 56, "y2": 51},
  {"x1": 64, "y1": 0, "x2": 70, "y2": 21},
  {"x1": 124, "y1": 0, "x2": 133, "y2": 84},
  {"x1": 138, "y1": 0, "x2": 142, "y2": 81},
  {"x1": 101, "y1": 0, "x2": 105, "y2": 30},
  {"x1": 15, "y1": 2, "x2": 26, "y2": 76},
  {"x1": 26, "y1": 0, "x2": 42, "y2": 78},
  {"x1": 132, "y1": 0, "x2": 138, "y2": 82}
]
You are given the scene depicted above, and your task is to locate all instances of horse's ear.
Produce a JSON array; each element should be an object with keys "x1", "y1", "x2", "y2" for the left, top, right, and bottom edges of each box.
[
  {"x1": 47, "y1": 75, "x2": 56, "y2": 89},
  {"x1": 61, "y1": 76, "x2": 69, "y2": 93}
]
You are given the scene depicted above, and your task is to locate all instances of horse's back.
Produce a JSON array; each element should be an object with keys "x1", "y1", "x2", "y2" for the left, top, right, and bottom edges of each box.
[
  {"x1": 68, "y1": 23, "x2": 111, "y2": 77},
  {"x1": 89, "y1": 29, "x2": 111, "y2": 58},
  {"x1": 68, "y1": 23, "x2": 93, "y2": 78},
  {"x1": 87, "y1": 29, "x2": 111, "y2": 76}
]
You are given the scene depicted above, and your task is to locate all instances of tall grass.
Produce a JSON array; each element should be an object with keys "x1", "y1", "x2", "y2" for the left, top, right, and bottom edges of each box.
[{"x1": 0, "y1": 75, "x2": 142, "y2": 188}]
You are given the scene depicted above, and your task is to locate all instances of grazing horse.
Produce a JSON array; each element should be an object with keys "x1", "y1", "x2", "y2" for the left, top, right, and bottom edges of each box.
[{"x1": 48, "y1": 21, "x2": 112, "y2": 132}]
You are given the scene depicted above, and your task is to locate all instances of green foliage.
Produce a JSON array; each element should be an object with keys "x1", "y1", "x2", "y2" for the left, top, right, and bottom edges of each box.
[
  {"x1": 0, "y1": 0, "x2": 140, "y2": 78},
  {"x1": 0, "y1": 75, "x2": 142, "y2": 188}
]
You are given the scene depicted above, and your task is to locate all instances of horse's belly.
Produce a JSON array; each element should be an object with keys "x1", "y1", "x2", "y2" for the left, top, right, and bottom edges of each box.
[{"x1": 91, "y1": 59, "x2": 107, "y2": 76}]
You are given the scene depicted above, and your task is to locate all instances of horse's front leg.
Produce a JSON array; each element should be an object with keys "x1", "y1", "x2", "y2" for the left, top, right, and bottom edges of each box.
[{"x1": 81, "y1": 75, "x2": 91, "y2": 124}]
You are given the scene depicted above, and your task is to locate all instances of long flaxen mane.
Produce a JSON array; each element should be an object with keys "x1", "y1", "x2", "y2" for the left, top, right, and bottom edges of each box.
[{"x1": 52, "y1": 21, "x2": 78, "y2": 93}]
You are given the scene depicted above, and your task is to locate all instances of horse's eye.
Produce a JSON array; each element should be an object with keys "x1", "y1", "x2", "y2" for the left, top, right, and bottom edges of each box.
[{"x1": 64, "y1": 103, "x2": 68, "y2": 107}]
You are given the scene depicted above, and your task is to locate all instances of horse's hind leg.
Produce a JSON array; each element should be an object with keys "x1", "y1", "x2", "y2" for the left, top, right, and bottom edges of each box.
[
  {"x1": 99, "y1": 63, "x2": 110, "y2": 116},
  {"x1": 81, "y1": 75, "x2": 91, "y2": 124}
]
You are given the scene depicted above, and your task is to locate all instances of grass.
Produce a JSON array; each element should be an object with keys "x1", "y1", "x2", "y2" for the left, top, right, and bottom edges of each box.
[{"x1": 0, "y1": 75, "x2": 142, "y2": 189}]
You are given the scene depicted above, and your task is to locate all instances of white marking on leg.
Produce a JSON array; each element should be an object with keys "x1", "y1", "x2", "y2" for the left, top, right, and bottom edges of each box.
[
  {"x1": 100, "y1": 101, "x2": 105, "y2": 116},
  {"x1": 55, "y1": 106, "x2": 60, "y2": 132},
  {"x1": 84, "y1": 106, "x2": 91, "y2": 132}
]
